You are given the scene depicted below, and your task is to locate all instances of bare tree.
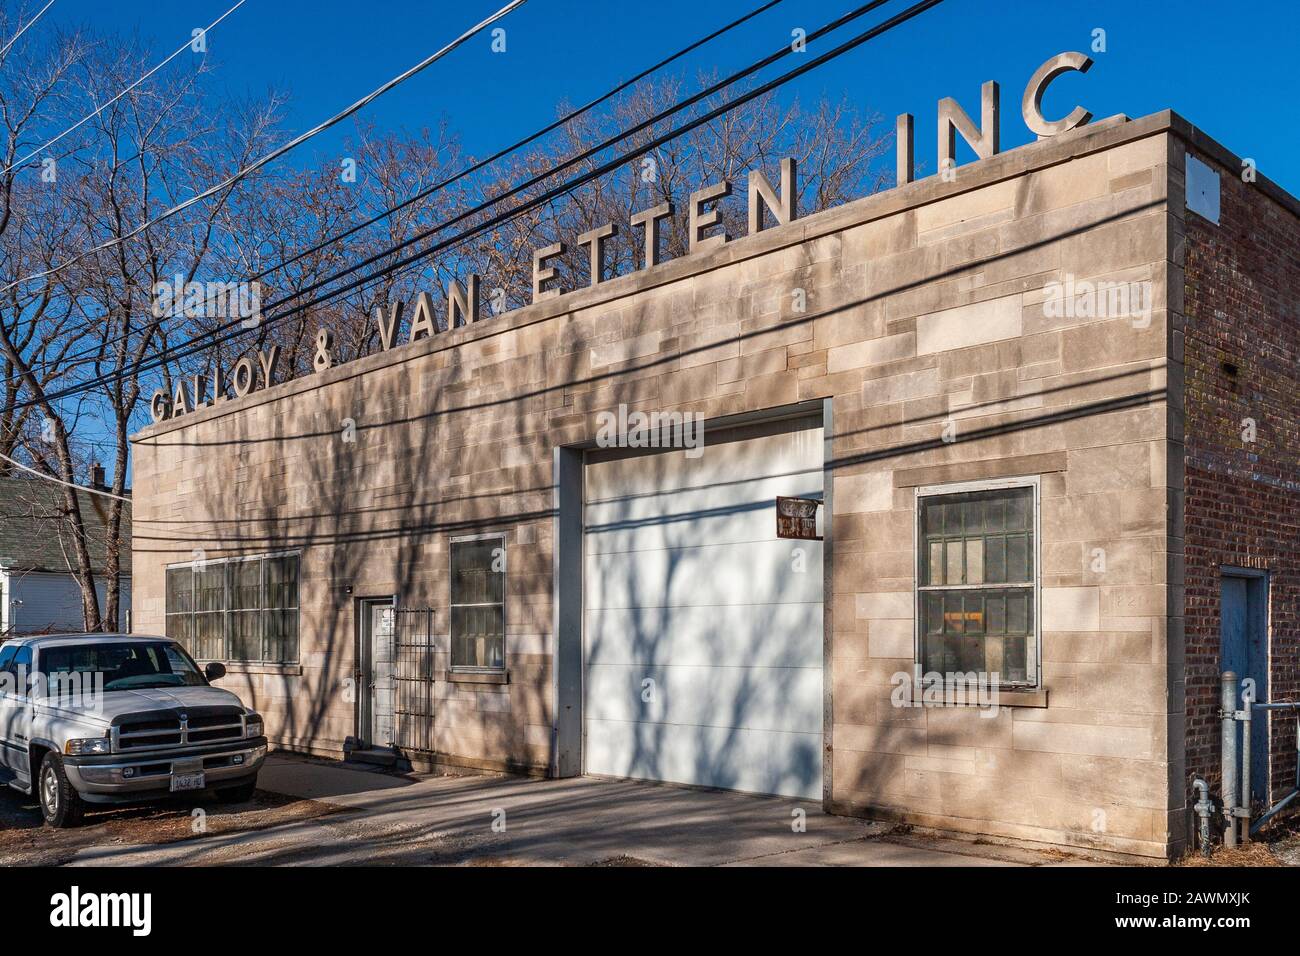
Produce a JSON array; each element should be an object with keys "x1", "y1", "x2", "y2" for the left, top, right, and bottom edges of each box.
[
  {"x1": 417, "y1": 74, "x2": 890, "y2": 321},
  {"x1": 0, "y1": 19, "x2": 286, "y2": 630},
  {"x1": 1, "y1": 25, "x2": 892, "y2": 635},
  {"x1": 62, "y1": 41, "x2": 286, "y2": 630},
  {"x1": 0, "y1": 17, "x2": 106, "y2": 626}
]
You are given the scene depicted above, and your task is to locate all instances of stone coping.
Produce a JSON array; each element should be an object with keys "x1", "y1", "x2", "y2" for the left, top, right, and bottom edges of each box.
[{"x1": 132, "y1": 109, "x2": 1295, "y2": 444}]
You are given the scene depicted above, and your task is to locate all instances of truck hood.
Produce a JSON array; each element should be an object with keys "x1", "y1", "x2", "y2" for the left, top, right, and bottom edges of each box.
[{"x1": 41, "y1": 685, "x2": 249, "y2": 728}]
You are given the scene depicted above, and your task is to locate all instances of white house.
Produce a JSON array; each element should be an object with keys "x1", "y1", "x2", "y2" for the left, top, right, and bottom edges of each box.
[{"x1": 0, "y1": 472, "x2": 131, "y2": 635}]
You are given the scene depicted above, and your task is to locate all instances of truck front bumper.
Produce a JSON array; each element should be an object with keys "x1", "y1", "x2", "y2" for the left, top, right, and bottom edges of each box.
[{"x1": 64, "y1": 737, "x2": 268, "y2": 804}]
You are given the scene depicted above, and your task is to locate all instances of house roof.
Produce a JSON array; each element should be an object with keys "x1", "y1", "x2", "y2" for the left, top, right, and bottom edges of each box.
[{"x1": 0, "y1": 475, "x2": 131, "y2": 576}]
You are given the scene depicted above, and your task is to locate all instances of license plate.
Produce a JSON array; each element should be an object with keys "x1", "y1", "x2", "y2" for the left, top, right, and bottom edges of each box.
[{"x1": 170, "y1": 771, "x2": 206, "y2": 792}]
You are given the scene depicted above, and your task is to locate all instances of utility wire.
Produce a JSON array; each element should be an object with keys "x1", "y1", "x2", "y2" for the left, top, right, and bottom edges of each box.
[
  {"x1": 0, "y1": 0, "x2": 57, "y2": 61},
  {"x1": 0, "y1": 0, "x2": 788, "y2": 390},
  {"x1": 1, "y1": 0, "x2": 248, "y2": 175},
  {"x1": 0, "y1": 0, "x2": 529, "y2": 296},
  {"x1": 17, "y1": 0, "x2": 945, "y2": 411},
  {"x1": 243, "y1": 0, "x2": 897, "y2": 322},
  {"x1": 29, "y1": 0, "x2": 898, "y2": 397},
  {"x1": 235, "y1": 0, "x2": 789, "y2": 290},
  {"x1": 0, "y1": 449, "x2": 130, "y2": 502}
]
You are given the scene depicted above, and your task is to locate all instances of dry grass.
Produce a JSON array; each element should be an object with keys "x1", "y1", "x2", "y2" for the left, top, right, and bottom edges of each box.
[
  {"x1": 1178, "y1": 841, "x2": 1281, "y2": 867},
  {"x1": 588, "y1": 855, "x2": 666, "y2": 867}
]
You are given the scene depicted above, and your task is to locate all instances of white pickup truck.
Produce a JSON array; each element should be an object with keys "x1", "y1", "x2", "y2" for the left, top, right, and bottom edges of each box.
[{"x1": 0, "y1": 633, "x2": 267, "y2": 827}]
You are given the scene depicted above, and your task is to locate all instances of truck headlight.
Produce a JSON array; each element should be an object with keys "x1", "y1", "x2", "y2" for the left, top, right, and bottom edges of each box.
[
  {"x1": 244, "y1": 716, "x2": 263, "y2": 738},
  {"x1": 64, "y1": 737, "x2": 111, "y2": 756}
]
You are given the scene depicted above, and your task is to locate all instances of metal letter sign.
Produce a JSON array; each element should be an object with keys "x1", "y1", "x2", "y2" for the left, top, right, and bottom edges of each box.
[
  {"x1": 776, "y1": 496, "x2": 822, "y2": 540},
  {"x1": 142, "y1": 52, "x2": 1095, "y2": 429}
]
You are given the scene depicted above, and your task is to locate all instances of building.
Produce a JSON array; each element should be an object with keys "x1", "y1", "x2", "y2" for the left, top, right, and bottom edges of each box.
[
  {"x1": 129, "y1": 74, "x2": 1299, "y2": 861},
  {"x1": 0, "y1": 471, "x2": 132, "y2": 634}
]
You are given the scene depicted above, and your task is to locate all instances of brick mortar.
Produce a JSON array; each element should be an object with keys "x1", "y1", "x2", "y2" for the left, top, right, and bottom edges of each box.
[{"x1": 1180, "y1": 140, "x2": 1300, "y2": 808}]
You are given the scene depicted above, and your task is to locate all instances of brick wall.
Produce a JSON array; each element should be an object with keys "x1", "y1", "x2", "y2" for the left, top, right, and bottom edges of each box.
[{"x1": 1180, "y1": 145, "x2": 1300, "y2": 804}]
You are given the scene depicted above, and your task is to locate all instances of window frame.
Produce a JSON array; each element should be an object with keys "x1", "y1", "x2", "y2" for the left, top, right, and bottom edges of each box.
[
  {"x1": 913, "y1": 476, "x2": 1041, "y2": 690},
  {"x1": 448, "y1": 532, "x2": 507, "y2": 673},
  {"x1": 0, "y1": 643, "x2": 18, "y2": 690},
  {"x1": 164, "y1": 550, "x2": 301, "y2": 664},
  {"x1": 10, "y1": 645, "x2": 32, "y2": 699}
]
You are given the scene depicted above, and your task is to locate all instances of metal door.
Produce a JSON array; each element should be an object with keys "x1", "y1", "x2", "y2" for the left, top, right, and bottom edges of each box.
[
  {"x1": 582, "y1": 419, "x2": 825, "y2": 799},
  {"x1": 359, "y1": 599, "x2": 395, "y2": 748},
  {"x1": 1221, "y1": 572, "x2": 1268, "y2": 804}
]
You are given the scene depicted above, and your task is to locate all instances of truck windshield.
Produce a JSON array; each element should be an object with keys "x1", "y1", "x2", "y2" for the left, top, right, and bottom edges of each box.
[{"x1": 41, "y1": 642, "x2": 207, "y2": 691}]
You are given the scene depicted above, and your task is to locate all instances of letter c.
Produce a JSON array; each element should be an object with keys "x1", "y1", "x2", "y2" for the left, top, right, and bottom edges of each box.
[{"x1": 1022, "y1": 51, "x2": 1093, "y2": 138}]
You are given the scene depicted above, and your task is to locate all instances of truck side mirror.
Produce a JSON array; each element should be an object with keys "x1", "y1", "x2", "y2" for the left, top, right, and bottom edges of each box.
[{"x1": 204, "y1": 662, "x2": 227, "y2": 682}]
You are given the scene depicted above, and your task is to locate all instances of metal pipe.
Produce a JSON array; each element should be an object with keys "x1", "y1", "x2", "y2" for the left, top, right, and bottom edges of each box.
[
  {"x1": 1250, "y1": 788, "x2": 1300, "y2": 836},
  {"x1": 1192, "y1": 778, "x2": 1214, "y2": 859},
  {"x1": 1249, "y1": 707, "x2": 1300, "y2": 838},
  {"x1": 1221, "y1": 671, "x2": 1239, "y2": 847},
  {"x1": 1240, "y1": 685, "x2": 1254, "y2": 841}
]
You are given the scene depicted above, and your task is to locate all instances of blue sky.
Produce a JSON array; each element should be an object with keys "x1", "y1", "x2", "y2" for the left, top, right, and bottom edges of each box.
[
  {"x1": 34, "y1": 0, "x2": 1300, "y2": 193},
  {"x1": 20, "y1": 0, "x2": 1299, "y2": 480}
]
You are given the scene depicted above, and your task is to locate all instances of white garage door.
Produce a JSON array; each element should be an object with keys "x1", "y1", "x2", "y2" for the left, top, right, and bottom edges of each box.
[{"x1": 583, "y1": 418, "x2": 824, "y2": 799}]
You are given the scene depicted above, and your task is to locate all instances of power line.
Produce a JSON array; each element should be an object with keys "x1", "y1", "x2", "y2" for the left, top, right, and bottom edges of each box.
[
  {"x1": 0, "y1": 0, "x2": 788, "y2": 391},
  {"x1": 54, "y1": 0, "x2": 897, "y2": 384},
  {"x1": 17, "y1": 0, "x2": 946, "y2": 411},
  {"x1": 0, "y1": 0, "x2": 57, "y2": 61},
  {"x1": 237, "y1": 0, "x2": 791, "y2": 292},
  {"x1": 1, "y1": 0, "x2": 249, "y2": 176},
  {"x1": 0, "y1": 450, "x2": 130, "y2": 502},
  {"x1": 21, "y1": 0, "x2": 937, "y2": 409},
  {"x1": 0, "y1": 0, "x2": 529, "y2": 297},
  {"x1": 263, "y1": 0, "x2": 896, "y2": 315}
]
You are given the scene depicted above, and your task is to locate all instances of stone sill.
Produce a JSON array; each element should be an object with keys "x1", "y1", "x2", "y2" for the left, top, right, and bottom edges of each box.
[
  {"x1": 913, "y1": 687, "x2": 1049, "y2": 708},
  {"x1": 202, "y1": 660, "x2": 303, "y2": 677},
  {"x1": 443, "y1": 669, "x2": 509, "y2": 686}
]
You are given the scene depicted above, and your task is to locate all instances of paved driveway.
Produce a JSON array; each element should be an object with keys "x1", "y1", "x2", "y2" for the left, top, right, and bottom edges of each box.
[{"x1": 53, "y1": 753, "x2": 1085, "y2": 866}]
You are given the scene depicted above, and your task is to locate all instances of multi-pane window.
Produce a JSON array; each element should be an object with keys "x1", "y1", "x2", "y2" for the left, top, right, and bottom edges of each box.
[
  {"x1": 917, "y1": 483, "x2": 1037, "y2": 685},
  {"x1": 193, "y1": 562, "x2": 227, "y2": 661},
  {"x1": 450, "y1": 536, "x2": 505, "y2": 670},
  {"x1": 164, "y1": 553, "x2": 300, "y2": 663}
]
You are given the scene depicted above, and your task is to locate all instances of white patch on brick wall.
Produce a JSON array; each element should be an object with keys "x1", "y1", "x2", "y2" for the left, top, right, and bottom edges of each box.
[{"x1": 1185, "y1": 154, "x2": 1220, "y2": 225}]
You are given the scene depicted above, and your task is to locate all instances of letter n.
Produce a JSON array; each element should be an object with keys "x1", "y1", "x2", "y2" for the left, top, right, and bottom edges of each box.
[
  {"x1": 938, "y1": 80, "x2": 1000, "y2": 170},
  {"x1": 747, "y1": 158, "x2": 797, "y2": 234},
  {"x1": 447, "y1": 275, "x2": 480, "y2": 328}
]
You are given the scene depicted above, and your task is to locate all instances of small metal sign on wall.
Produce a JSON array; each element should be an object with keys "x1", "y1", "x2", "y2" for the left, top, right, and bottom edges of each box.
[{"x1": 776, "y1": 496, "x2": 822, "y2": 540}]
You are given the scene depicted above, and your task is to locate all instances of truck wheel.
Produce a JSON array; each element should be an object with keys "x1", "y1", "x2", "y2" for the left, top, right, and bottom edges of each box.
[
  {"x1": 38, "y1": 752, "x2": 85, "y2": 828},
  {"x1": 214, "y1": 778, "x2": 257, "y2": 804}
]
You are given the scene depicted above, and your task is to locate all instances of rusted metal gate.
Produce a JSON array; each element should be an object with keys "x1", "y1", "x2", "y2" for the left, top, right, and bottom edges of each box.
[{"x1": 392, "y1": 607, "x2": 436, "y2": 752}]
